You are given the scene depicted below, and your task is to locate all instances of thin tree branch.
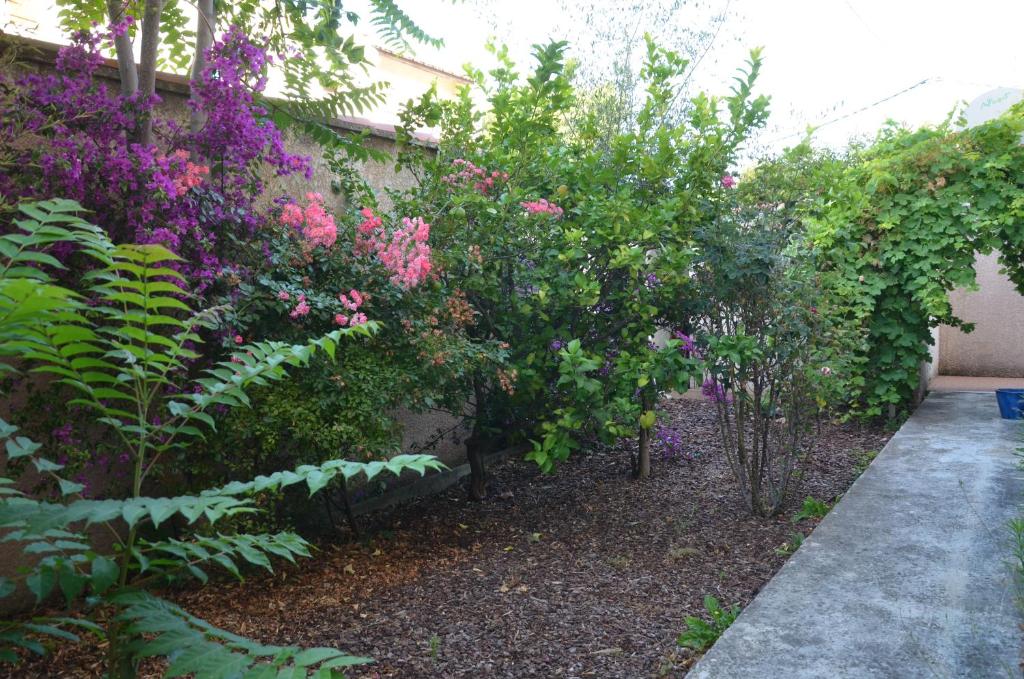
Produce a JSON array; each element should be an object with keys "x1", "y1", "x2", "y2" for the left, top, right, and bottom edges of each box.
[{"x1": 106, "y1": 0, "x2": 139, "y2": 95}]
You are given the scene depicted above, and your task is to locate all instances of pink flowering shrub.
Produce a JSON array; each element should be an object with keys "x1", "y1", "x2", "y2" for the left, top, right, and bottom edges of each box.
[
  {"x1": 281, "y1": 193, "x2": 338, "y2": 250},
  {"x1": 441, "y1": 159, "x2": 509, "y2": 195},
  {"x1": 357, "y1": 209, "x2": 433, "y2": 288}
]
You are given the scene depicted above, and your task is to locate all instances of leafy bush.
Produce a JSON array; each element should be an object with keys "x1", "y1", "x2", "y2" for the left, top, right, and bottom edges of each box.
[
  {"x1": 393, "y1": 37, "x2": 770, "y2": 481},
  {"x1": 0, "y1": 200, "x2": 442, "y2": 676},
  {"x1": 748, "y1": 101, "x2": 1024, "y2": 416},
  {"x1": 692, "y1": 194, "x2": 839, "y2": 515}
]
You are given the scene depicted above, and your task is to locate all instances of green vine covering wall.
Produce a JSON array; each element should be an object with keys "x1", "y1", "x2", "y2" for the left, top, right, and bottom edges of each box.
[{"x1": 752, "y1": 102, "x2": 1024, "y2": 416}]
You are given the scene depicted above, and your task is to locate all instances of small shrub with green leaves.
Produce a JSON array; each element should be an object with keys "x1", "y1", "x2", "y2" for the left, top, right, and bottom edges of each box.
[
  {"x1": 393, "y1": 37, "x2": 768, "y2": 482},
  {"x1": 792, "y1": 496, "x2": 831, "y2": 523},
  {"x1": 693, "y1": 198, "x2": 839, "y2": 516},
  {"x1": 0, "y1": 200, "x2": 443, "y2": 677},
  {"x1": 677, "y1": 595, "x2": 741, "y2": 652},
  {"x1": 774, "y1": 531, "x2": 805, "y2": 556}
]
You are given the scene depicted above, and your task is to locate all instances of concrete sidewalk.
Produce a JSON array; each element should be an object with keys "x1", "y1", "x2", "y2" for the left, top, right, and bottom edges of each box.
[{"x1": 689, "y1": 392, "x2": 1024, "y2": 678}]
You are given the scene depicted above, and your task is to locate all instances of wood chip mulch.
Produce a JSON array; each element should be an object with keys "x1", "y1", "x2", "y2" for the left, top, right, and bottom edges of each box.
[{"x1": 9, "y1": 398, "x2": 891, "y2": 678}]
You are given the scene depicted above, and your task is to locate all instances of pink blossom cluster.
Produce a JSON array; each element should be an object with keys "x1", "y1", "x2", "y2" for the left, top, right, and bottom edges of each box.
[
  {"x1": 281, "y1": 192, "x2": 337, "y2": 249},
  {"x1": 721, "y1": 174, "x2": 736, "y2": 189},
  {"x1": 356, "y1": 208, "x2": 433, "y2": 289},
  {"x1": 521, "y1": 198, "x2": 564, "y2": 217},
  {"x1": 335, "y1": 288, "x2": 367, "y2": 327},
  {"x1": 442, "y1": 159, "x2": 508, "y2": 195},
  {"x1": 166, "y1": 150, "x2": 209, "y2": 197},
  {"x1": 289, "y1": 293, "x2": 310, "y2": 319}
]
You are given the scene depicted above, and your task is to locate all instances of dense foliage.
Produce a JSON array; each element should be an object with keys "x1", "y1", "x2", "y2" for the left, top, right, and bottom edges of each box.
[
  {"x1": 3, "y1": 17, "x2": 1024, "y2": 677},
  {"x1": 0, "y1": 200, "x2": 443, "y2": 675},
  {"x1": 392, "y1": 38, "x2": 770, "y2": 483},
  {"x1": 746, "y1": 102, "x2": 1024, "y2": 416}
]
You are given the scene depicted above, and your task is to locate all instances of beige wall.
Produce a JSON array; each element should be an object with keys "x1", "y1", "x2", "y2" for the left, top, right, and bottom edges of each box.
[{"x1": 939, "y1": 251, "x2": 1024, "y2": 377}]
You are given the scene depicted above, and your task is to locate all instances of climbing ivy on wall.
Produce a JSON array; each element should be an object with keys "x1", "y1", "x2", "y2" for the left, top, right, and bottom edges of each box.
[{"x1": 752, "y1": 102, "x2": 1024, "y2": 416}]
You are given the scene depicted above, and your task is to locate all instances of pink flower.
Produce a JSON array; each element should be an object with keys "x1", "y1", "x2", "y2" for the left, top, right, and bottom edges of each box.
[
  {"x1": 281, "y1": 202, "x2": 304, "y2": 228},
  {"x1": 233, "y1": 334, "x2": 244, "y2": 344},
  {"x1": 349, "y1": 312, "x2": 368, "y2": 326},
  {"x1": 521, "y1": 198, "x2": 563, "y2": 217},
  {"x1": 289, "y1": 294, "x2": 310, "y2": 319},
  {"x1": 277, "y1": 290, "x2": 290, "y2": 301},
  {"x1": 721, "y1": 174, "x2": 736, "y2": 189},
  {"x1": 280, "y1": 194, "x2": 336, "y2": 248},
  {"x1": 334, "y1": 313, "x2": 348, "y2": 326},
  {"x1": 355, "y1": 213, "x2": 433, "y2": 289}
]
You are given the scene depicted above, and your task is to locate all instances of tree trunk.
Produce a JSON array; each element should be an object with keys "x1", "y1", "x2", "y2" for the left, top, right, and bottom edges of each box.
[
  {"x1": 106, "y1": 0, "x2": 138, "y2": 96},
  {"x1": 466, "y1": 437, "x2": 488, "y2": 501},
  {"x1": 635, "y1": 425, "x2": 651, "y2": 479},
  {"x1": 336, "y1": 477, "x2": 361, "y2": 538},
  {"x1": 135, "y1": 0, "x2": 165, "y2": 146},
  {"x1": 467, "y1": 376, "x2": 488, "y2": 501},
  {"x1": 188, "y1": 0, "x2": 215, "y2": 133}
]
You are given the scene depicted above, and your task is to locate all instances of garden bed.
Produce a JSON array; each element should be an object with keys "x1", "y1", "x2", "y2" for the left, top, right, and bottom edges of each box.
[{"x1": 13, "y1": 399, "x2": 890, "y2": 678}]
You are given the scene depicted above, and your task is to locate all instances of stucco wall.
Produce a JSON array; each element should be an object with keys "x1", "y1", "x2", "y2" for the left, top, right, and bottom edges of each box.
[{"x1": 939, "y1": 251, "x2": 1024, "y2": 377}]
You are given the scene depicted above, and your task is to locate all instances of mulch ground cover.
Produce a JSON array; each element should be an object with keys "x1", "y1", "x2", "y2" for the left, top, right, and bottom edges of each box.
[{"x1": 10, "y1": 398, "x2": 891, "y2": 678}]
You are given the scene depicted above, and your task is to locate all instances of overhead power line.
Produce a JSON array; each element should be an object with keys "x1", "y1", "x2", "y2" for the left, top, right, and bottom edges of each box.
[{"x1": 762, "y1": 77, "x2": 934, "y2": 145}]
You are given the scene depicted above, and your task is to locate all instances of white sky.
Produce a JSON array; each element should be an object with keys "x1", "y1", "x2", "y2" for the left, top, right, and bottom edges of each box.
[
  {"x1": 9, "y1": 0, "x2": 1022, "y2": 154},
  {"x1": 395, "y1": 0, "x2": 1024, "y2": 153}
]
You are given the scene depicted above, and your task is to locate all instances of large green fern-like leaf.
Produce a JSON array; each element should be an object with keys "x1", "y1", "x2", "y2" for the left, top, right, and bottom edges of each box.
[{"x1": 114, "y1": 590, "x2": 372, "y2": 677}]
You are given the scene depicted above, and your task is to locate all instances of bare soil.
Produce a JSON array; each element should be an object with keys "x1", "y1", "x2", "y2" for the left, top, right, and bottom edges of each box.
[{"x1": 9, "y1": 398, "x2": 891, "y2": 678}]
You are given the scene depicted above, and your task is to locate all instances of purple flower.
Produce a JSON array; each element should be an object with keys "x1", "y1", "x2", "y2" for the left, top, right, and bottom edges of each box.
[
  {"x1": 0, "y1": 23, "x2": 309, "y2": 297},
  {"x1": 672, "y1": 331, "x2": 696, "y2": 355},
  {"x1": 701, "y1": 378, "x2": 732, "y2": 404},
  {"x1": 721, "y1": 174, "x2": 736, "y2": 189},
  {"x1": 51, "y1": 423, "x2": 75, "y2": 446},
  {"x1": 655, "y1": 425, "x2": 697, "y2": 461},
  {"x1": 549, "y1": 339, "x2": 565, "y2": 351}
]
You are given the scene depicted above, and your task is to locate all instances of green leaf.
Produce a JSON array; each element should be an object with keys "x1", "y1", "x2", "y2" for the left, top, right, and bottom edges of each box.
[
  {"x1": 58, "y1": 479, "x2": 85, "y2": 496},
  {"x1": 26, "y1": 568, "x2": 56, "y2": 603},
  {"x1": 6, "y1": 436, "x2": 41, "y2": 459},
  {"x1": 90, "y1": 556, "x2": 118, "y2": 594}
]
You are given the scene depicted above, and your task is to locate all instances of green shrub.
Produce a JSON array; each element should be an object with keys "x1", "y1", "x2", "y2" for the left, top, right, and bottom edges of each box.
[{"x1": 0, "y1": 200, "x2": 443, "y2": 676}]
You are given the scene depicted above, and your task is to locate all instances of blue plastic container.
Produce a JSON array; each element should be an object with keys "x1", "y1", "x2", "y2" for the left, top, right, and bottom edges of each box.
[{"x1": 996, "y1": 388, "x2": 1024, "y2": 419}]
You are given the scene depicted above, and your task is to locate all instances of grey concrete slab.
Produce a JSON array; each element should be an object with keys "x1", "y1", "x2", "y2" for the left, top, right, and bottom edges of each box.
[{"x1": 689, "y1": 392, "x2": 1024, "y2": 679}]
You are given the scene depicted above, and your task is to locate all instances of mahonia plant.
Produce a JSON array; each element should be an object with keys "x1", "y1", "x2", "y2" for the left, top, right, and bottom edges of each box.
[{"x1": 0, "y1": 201, "x2": 443, "y2": 677}]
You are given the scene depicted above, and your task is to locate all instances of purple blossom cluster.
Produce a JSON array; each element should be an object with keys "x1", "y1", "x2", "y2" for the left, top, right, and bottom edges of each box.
[
  {"x1": 654, "y1": 425, "x2": 697, "y2": 461},
  {"x1": 701, "y1": 377, "x2": 732, "y2": 404},
  {"x1": 672, "y1": 330, "x2": 698, "y2": 356},
  {"x1": 0, "y1": 22, "x2": 310, "y2": 294}
]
